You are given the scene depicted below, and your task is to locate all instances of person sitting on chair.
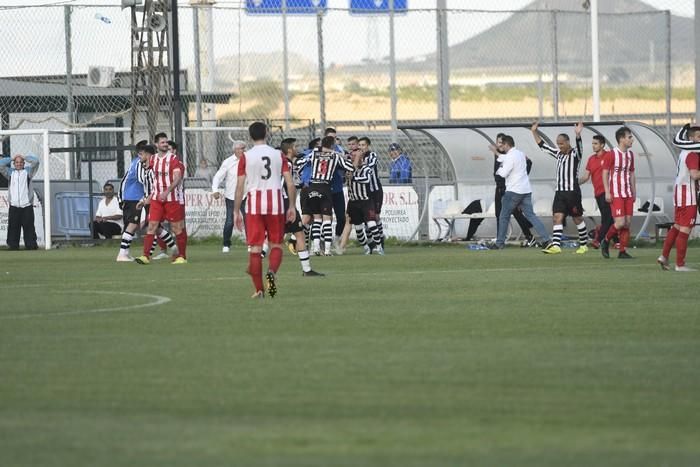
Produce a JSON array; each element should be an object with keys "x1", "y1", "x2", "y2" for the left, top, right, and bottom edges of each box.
[{"x1": 91, "y1": 182, "x2": 123, "y2": 239}]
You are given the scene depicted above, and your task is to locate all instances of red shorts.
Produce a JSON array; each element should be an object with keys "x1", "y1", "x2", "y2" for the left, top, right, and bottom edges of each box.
[
  {"x1": 674, "y1": 205, "x2": 697, "y2": 228},
  {"x1": 148, "y1": 199, "x2": 185, "y2": 223},
  {"x1": 610, "y1": 197, "x2": 634, "y2": 218},
  {"x1": 246, "y1": 213, "x2": 285, "y2": 246}
]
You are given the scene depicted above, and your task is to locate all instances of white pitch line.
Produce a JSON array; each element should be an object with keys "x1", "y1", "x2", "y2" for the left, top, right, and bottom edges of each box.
[{"x1": 0, "y1": 290, "x2": 171, "y2": 320}]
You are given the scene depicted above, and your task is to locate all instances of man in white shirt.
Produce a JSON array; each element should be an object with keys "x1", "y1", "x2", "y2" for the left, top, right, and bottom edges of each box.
[
  {"x1": 212, "y1": 140, "x2": 245, "y2": 253},
  {"x1": 91, "y1": 182, "x2": 123, "y2": 239},
  {"x1": 0, "y1": 154, "x2": 40, "y2": 250},
  {"x1": 490, "y1": 135, "x2": 550, "y2": 249}
]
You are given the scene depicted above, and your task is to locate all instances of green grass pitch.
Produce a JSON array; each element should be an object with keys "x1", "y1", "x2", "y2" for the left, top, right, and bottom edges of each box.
[{"x1": 1, "y1": 243, "x2": 699, "y2": 466}]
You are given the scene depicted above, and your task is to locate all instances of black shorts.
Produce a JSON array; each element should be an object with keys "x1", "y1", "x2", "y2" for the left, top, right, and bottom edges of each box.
[
  {"x1": 552, "y1": 191, "x2": 583, "y2": 217},
  {"x1": 283, "y1": 198, "x2": 304, "y2": 234},
  {"x1": 371, "y1": 188, "x2": 383, "y2": 215},
  {"x1": 122, "y1": 201, "x2": 143, "y2": 226},
  {"x1": 299, "y1": 186, "x2": 312, "y2": 215},
  {"x1": 306, "y1": 183, "x2": 333, "y2": 216},
  {"x1": 347, "y1": 199, "x2": 376, "y2": 225}
]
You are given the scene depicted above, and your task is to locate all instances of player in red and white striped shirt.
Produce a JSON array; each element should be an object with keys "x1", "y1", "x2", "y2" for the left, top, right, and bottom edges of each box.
[
  {"x1": 658, "y1": 124, "x2": 700, "y2": 271},
  {"x1": 135, "y1": 132, "x2": 188, "y2": 265},
  {"x1": 234, "y1": 122, "x2": 296, "y2": 298},
  {"x1": 600, "y1": 126, "x2": 636, "y2": 259}
]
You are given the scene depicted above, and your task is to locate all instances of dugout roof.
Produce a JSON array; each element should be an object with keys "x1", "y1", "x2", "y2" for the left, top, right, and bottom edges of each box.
[{"x1": 399, "y1": 121, "x2": 678, "y2": 236}]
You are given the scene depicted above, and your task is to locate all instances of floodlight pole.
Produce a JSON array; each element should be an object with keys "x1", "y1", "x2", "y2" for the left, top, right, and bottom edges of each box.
[
  {"x1": 170, "y1": 0, "x2": 183, "y2": 156},
  {"x1": 590, "y1": 0, "x2": 600, "y2": 121}
]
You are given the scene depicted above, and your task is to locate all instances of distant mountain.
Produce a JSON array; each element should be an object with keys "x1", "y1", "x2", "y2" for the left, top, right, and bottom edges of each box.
[{"x1": 402, "y1": 0, "x2": 692, "y2": 78}]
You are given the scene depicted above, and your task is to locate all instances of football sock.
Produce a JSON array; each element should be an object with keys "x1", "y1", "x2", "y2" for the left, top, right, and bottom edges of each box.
[
  {"x1": 303, "y1": 224, "x2": 310, "y2": 246},
  {"x1": 160, "y1": 229, "x2": 176, "y2": 248},
  {"x1": 605, "y1": 225, "x2": 619, "y2": 242},
  {"x1": 176, "y1": 231, "x2": 188, "y2": 258},
  {"x1": 119, "y1": 231, "x2": 134, "y2": 255},
  {"x1": 248, "y1": 253, "x2": 263, "y2": 292},
  {"x1": 576, "y1": 221, "x2": 588, "y2": 246},
  {"x1": 552, "y1": 224, "x2": 563, "y2": 247},
  {"x1": 618, "y1": 228, "x2": 629, "y2": 252},
  {"x1": 143, "y1": 233, "x2": 155, "y2": 257},
  {"x1": 662, "y1": 226, "x2": 679, "y2": 258},
  {"x1": 312, "y1": 220, "x2": 321, "y2": 251},
  {"x1": 367, "y1": 220, "x2": 381, "y2": 245},
  {"x1": 605, "y1": 224, "x2": 618, "y2": 242},
  {"x1": 355, "y1": 225, "x2": 367, "y2": 245},
  {"x1": 322, "y1": 220, "x2": 333, "y2": 252},
  {"x1": 298, "y1": 249, "x2": 311, "y2": 273},
  {"x1": 149, "y1": 237, "x2": 159, "y2": 256},
  {"x1": 269, "y1": 246, "x2": 282, "y2": 273},
  {"x1": 377, "y1": 220, "x2": 385, "y2": 246},
  {"x1": 676, "y1": 231, "x2": 689, "y2": 266}
]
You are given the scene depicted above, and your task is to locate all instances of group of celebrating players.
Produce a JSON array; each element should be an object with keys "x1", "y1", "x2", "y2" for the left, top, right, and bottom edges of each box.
[
  {"x1": 491, "y1": 120, "x2": 700, "y2": 273},
  {"x1": 115, "y1": 122, "x2": 389, "y2": 299},
  {"x1": 231, "y1": 123, "x2": 389, "y2": 298}
]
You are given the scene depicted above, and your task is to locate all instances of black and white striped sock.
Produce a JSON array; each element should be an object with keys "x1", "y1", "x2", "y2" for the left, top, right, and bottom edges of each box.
[
  {"x1": 355, "y1": 225, "x2": 367, "y2": 246},
  {"x1": 376, "y1": 220, "x2": 384, "y2": 245},
  {"x1": 119, "y1": 231, "x2": 133, "y2": 255},
  {"x1": 552, "y1": 224, "x2": 563, "y2": 247},
  {"x1": 576, "y1": 221, "x2": 588, "y2": 246},
  {"x1": 367, "y1": 220, "x2": 381, "y2": 245},
  {"x1": 322, "y1": 220, "x2": 332, "y2": 252},
  {"x1": 160, "y1": 229, "x2": 176, "y2": 248},
  {"x1": 312, "y1": 220, "x2": 322, "y2": 251},
  {"x1": 298, "y1": 249, "x2": 311, "y2": 273}
]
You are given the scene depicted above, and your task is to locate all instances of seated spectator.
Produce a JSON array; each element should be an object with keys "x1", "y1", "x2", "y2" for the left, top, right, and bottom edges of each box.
[
  {"x1": 388, "y1": 143, "x2": 412, "y2": 184},
  {"x1": 91, "y1": 182, "x2": 123, "y2": 239},
  {"x1": 195, "y1": 158, "x2": 215, "y2": 185}
]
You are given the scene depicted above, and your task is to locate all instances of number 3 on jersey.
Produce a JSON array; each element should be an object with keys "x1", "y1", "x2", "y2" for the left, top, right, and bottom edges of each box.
[{"x1": 261, "y1": 156, "x2": 271, "y2": 180}]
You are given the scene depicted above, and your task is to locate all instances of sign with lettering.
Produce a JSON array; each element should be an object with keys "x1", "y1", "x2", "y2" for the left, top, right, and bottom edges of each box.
[{"x1": 380, "y1": 185, "x2": 419, "y2": 240}]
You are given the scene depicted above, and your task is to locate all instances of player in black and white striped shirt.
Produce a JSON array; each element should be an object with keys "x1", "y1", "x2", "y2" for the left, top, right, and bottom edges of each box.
[
  {"x1": 358, "y1": 137, "x2": 385, "y2": 253},
  {"x1": 305, "y1": 136, "x2": 355, "y2": 255},
  {"x1": 346, "y1": 151, "x2": 383, "y2": 255},
  {"x1": 531, "y1": 121, "x2": 588, "y2": 255}
]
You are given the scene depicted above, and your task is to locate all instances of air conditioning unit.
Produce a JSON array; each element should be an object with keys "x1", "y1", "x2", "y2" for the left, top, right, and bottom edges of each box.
[{"x1": 87, "y1": 66, "x2": 115, "y2": 87}]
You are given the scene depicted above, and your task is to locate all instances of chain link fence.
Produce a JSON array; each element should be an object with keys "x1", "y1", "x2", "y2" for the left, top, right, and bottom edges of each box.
[{"x1": 0, "y1": 1, "x2": 695, "y2": 239}]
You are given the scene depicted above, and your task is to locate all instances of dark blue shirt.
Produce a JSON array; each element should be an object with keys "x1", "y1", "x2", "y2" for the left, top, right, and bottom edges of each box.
[{"x1": 389, "y1": 154, "x2": 412, "y2": 184}]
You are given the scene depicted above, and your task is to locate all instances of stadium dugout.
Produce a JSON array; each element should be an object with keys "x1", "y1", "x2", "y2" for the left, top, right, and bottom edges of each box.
[{"x1": 400, "y1": 121, "x2": 676, "y2": 242}]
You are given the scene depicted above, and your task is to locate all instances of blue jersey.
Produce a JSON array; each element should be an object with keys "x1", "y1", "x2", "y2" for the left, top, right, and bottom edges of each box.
[
  {"x1": 118, "y1": 156, "x2": 148, "y2": 201},
  {"x1": 296, "y1": 150, "x2": 313, "y2": 187}
]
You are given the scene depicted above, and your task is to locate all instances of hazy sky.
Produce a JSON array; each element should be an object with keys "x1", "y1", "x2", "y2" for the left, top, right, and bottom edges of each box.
[{"x1": 0, "y1": 0, "x2": 694, "y2": 76}]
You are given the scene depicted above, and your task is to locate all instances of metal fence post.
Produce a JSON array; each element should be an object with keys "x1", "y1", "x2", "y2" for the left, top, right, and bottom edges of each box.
[
  {"x1": 665, "y1": 10, "x2": 672, "y2": 142},
  {"x1": 389, "y1": 0, "x2": 397, "y2": 140},
  {"x1": 436, "y1": 0, "x2": 450, "y2": 123},
  {"x1": 317, "y1": 9, "x2": 326, "y2": 130},
  {"x1": 551, "y1": 10, "x2": 559, "y2": 122},
  {"x1": 590, "y1": 0, "x2": 600, "y2": 121},
  {"x1": 193, "y1": 5, "x2": 203, "y2": 164},
  {"x1": 64, "y1": 6, "x2": 75, "y2": 178},
  {"x1": 282, "y1": 0, "x2": 290, "y2": 132},
  {"x1": 696, "y1": 0, "x2": 700, "y2": 124}
]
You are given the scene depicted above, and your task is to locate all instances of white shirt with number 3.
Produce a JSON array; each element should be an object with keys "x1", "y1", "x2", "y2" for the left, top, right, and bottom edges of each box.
[{"x1": 238, "y1": 144, "x2": 288, "y2": 215}]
